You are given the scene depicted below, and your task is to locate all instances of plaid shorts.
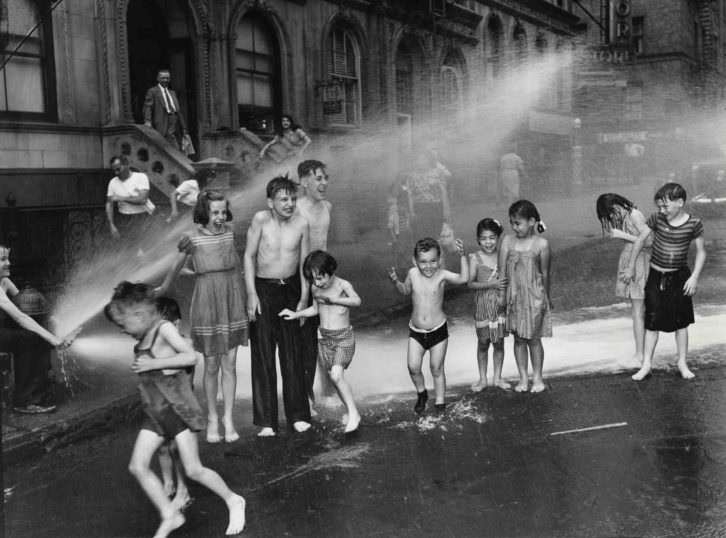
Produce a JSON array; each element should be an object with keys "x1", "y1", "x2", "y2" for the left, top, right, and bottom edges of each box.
[{"x1": 318, "y1": 326, "x2": 355, "y2": 370}]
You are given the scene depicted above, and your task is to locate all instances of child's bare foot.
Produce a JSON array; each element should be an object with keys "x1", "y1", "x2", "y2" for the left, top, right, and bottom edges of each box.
[
  {"x1": 345, "y1": 411, "x2": 361, "y2": 433},
  {"x1": 223, "y1": 420, "x2": 240, "y2": 443},
  {"x1": 631, "y1": 365, "x2": 651, "y2": 381},
  {"x1": 293, "y1": 421, "x2": 311, "y2": 433},
  {"x1": 530, "y1": 382, "x2": 546, "y2": 393},
  {"x1": 677, "y1": 362, "x2": 695, "y2": 379},
  {"x1": 257, "y1": 427, "x2": 276, "y2": 437},
  {"x1": 493, "y1": 380, "x2": 511, "y2": 390},
  {"x1": 206, "y1": 420, "x2": 221, "y2": 443},
  {"x1": 171, "y1": 490, "x2": 193, "y2": 512},
  {"x1": 153, "y1": 511, "x2": 185, "y2": 538},
  {"x1": 514, "y1": 382, "x2": 528, "y2": 393},
  {"x1": 470, "y1": 380, "x2": 487, "y2": 392},
  {"x1": 225, "y1": 495, "x2": 246, "y2": 535}
]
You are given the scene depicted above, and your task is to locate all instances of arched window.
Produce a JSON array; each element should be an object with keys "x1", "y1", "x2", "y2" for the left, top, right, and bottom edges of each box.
[
  {"x1": 0, "y1": 0, "x2": 56, "y2": 120},
  {"x1": 395, "y1": 43, "x2": 413, "y2": 116},
  {"x1": 513, "y1": 24, "x2": 527, "y2": 65},
  {"x1": 486, "y1": 15, "x2": 503, "y2": 79},
  {"x1": 326, "y1": 25, "x2": 360, "y2": 126},
  {"x1": 440, "y1": 51, "x2": 465, "y2": 117},
  {"x1": 235, "y1": 12, "x2": 281, "y2": 133}
]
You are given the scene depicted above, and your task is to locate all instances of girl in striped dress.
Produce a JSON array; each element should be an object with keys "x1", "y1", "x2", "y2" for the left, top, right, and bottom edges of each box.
[
  {"x1": 467, "y1": 218, "x2": 509, "y2": 391},
  {"x1": 156, "y1": 191, "x2": 248, "y2": 444}
]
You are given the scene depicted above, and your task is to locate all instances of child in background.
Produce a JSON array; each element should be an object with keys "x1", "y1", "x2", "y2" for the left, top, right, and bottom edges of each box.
[
  {"x1": 596, "y1": 193, "x2": 652, "y2": 367},
  {"x1": 386, "y1": 174, "x2": 413, "y2": 275},
  {"x1": 167, "y1": 176, "x2": 200, "y2": 223},
  {"x1": 467, "y1": 218, "x2": 509, "y2": 391},
  {"x1": 499, "y1": 200, "x2": 552, "y2": 393},
  {"x1": 106, "y1": 282, "x2": 245, "y2": 537},
  {"x1": 156, "y1": 190, "x2": 248, "y2": 444},
  {"x1": 623, "y1": 182, "x2": 706, "y2": 381},
  {"x1": 389, "y1": 237, "x2": 469, "y2": 413},
  {"x1": 279, "y1": 250, "x2": 362, "y2": 433}
]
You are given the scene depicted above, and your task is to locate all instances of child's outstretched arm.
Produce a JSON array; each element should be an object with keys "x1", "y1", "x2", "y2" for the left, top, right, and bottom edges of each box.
[
  {"x1": 132, "y1": 323, "x2": 196, "y2": 373},
  {"x1": 446, "y1": 239, "x2": 469, "y2": 285},
  {"x1": 610, "y1": 210, "x2": 647, "y2": 243},
  {"x1": 155, "y1": 251, "x2": 190, "y2": 296},
  {"x1": 389, "y1": 268, "x2": 412, "y2": 295},
  {"x1": 279, "y1": 301, "x2": 318, "y2": 321},
  {"x1": 684, "y1": 235, "x2": 707, "y2": 296},
  {"x1": 324, "y1": 280, "x2": 361, "y2": 308}
]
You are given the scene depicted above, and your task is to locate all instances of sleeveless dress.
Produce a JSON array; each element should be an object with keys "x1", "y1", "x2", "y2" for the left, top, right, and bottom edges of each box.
[
  {"x1": 178, "y1": 225, "x2": 248, "y2": 356},
  {"x1": 505, "y1": 243, "x2": 552, "y2": 339},
  {"x1": 136, "y1": 321, "x2": 205, "y2": 438},
  {"x1": 471, "y1": 252, "x2": 506, "y2": 343},
  {"x1": 615, "y1": 213, "x2": 651, "y2": 300}
]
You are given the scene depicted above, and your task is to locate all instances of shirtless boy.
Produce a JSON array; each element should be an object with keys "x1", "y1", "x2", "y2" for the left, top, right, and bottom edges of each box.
[
  {"x1": 296, "y1": 160, "x2": 336, "y2": 408},
  {"x1": 389, "y1": 237, "x2": 469, "y2": 413},
  {"x1": 279, "y1": 250, "x2": 362, "y2": 433},
  {"x1": 244, "y1": 176, "x2": 311, "y2": 437}
]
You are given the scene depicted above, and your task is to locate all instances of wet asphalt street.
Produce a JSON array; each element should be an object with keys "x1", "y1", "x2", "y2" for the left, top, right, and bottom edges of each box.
[{"x1": 3, "y1": 225, "x2": 726, "y2": 538}]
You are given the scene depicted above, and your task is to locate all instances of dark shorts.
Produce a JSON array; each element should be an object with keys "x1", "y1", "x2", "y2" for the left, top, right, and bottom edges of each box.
[
  {"x1": 644, "y1": 267, "x2": 694, "y2": 333},
  {"x1": 142, "y1": 401, "x2": 189, "y2": 440},
  {"x1": 409, "y1": 321, "x2": 449, "y2": 351}
]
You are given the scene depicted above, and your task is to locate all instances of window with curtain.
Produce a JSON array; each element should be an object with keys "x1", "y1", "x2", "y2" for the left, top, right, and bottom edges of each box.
[
  {"x1": 235, "y1": 13, "x2": 280, "y2": 133},
  {"x1": 326, "y1": 26, "x2": 360, "y2": 126},
  {"x1": 0, "y1": 0, "x2": 55, "y2": 120}
]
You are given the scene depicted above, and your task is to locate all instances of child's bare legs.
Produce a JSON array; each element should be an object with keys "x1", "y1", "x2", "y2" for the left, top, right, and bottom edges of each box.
[
  {"x1": 328, "y1": 365, "x2": 360, "y2": 432},
  {"x1": 529, "y1": 337, "x2": 545, "y2": 393},
  {"x1": 220, "y1": 348, "x2": 239, "y2": 442},
  {"x1": 158, "y1": 443, "x2": 175, "y2": 497},
  {"x1": 631, "y1": 298, "x2": 645, "y2": 364},
  {"x1": 491, "y1": 341, "x2": 509, "y2": 389},
  {"x1": 471, "y1": 337, "x2": 488, "y2": 391},
  {"x1": 429, "y1": 339, "x2": 448, "y2": 406},
  {"x1": 513, "y1": 336, "x2": 529, "y2": 392},
  {"x1": 675, "y1": 328, "x2": 694, "y2": 379},
  {"x1": 168, "y1": 441, "x2": 191, "y2": 511},
  {"x1": 203, "y1": 354, "x2": 221, "y2": 442},
  {"x1": 633, "y1": 329, "x2": 658, "y2": 381},
  {"x1": 174, "y1": 429, "x2": 246, "y2": 535},
  {"x1": 128, "y1": 430, "x2": 185, "y2": 538}
]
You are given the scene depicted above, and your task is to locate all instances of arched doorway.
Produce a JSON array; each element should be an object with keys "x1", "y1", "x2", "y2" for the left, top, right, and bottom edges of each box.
[{"x1": 127, "y1": 0, "x2": 197, "y2": 143}]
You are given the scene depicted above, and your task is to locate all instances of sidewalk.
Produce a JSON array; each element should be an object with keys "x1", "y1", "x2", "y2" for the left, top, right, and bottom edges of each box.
[{"x1": 2, "y1": 176, "x2": 722, "y2": 465}]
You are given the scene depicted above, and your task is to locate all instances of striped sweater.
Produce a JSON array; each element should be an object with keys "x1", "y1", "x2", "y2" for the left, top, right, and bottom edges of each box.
[{"x1": 647, "y1": 213, "x2": 703, "y2": 270}]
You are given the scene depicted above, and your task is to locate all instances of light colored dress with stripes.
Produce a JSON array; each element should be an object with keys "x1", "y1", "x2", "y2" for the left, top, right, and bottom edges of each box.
[
  {"x1": 178, "y1": 225, "x2": 248, "y2": 355},
  {"x1": 505, "y1": 244, "x2": 552, "y2": 340},
  {"x1": 471, "y1": 252, "x2": 507, "y2": 343}
]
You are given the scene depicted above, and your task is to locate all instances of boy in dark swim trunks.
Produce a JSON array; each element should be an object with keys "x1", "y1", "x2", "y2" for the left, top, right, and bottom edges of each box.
[{"x1": 389, "y1": 237, "x2": 469, "y2": 413}]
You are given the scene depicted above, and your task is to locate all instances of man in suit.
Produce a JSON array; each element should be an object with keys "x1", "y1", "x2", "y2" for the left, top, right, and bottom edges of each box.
[{"x1": 143, "y1": 69, "x2": 188, "y2": 150}]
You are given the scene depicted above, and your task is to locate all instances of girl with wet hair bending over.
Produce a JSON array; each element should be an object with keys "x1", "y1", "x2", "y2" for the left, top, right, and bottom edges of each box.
[{"x1": 499, "y1": 200, "x2": 552, "y2": 393}]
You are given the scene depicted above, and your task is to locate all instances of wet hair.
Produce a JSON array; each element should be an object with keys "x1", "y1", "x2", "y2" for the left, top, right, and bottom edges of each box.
[
  {"x1": 596, "y1": 193, "x2": 635, "y2": 232},
  {"x1": 297, "y1": 159, "x2": 326, "y2": 180},
  {"x1": 156, "y1": 296, "x2": 181, "y2": 323},
  {"x1": 655, "y1": 182, "x2": 687, "y2": 202},
  {"x1": 266, "y1": 175, "x2": 298, "y2": 199},
  {"x1": 509, "y1": 200, "x2": 546, "y2": 233},
  {"x1": 275, "y1": 114, "x2": 301, "y2": 135},
  {"x1": 476, "y1": 218, "x2": 503, "y2": 238},
  {"x1": 193, "y1": 190, "x2": 232, "y2": 225},
  {"x1": 413, "y1": 237, "x2": 441, "y2": 259},
  {"x1": 109, "y1": 281, "x2": 155, "y2": 307},
  {"x1": 303, "y1": 250, "x2": 337, "y2": 281}
]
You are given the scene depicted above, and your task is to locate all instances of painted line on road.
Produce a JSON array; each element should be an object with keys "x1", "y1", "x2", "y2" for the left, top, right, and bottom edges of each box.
[{"x1": 549, "y1": 422, "x2": 628, "y2": 436}]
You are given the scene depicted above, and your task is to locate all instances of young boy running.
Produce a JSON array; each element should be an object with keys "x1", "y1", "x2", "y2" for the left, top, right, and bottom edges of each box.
[
  {"x1": 244, "y1": 175, "x2": 311, "y2": 437},
  {"x1": 623, "y1": 182, "x2": 707, "y2": 381},
  {"x1": 106, "y1": 282, "x2": 245, "y2": 537},
  {"x1": 389, "y1": 237, "x2": 469, "y2": 413},
  {"x1": 279, "y1": 250, "x2": 362, "y2": 433}
]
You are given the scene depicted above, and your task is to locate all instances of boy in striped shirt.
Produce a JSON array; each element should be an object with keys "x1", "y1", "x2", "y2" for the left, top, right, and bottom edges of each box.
[{"x1": 623, "y1": 183, "x2": 706, "y2": 381}]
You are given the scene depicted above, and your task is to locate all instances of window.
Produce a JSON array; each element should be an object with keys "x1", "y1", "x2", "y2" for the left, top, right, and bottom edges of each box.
[
  {"x1": 624, "y1": 84, "x2": 642, "y2": 121},
  {"x1": 0, "y1": 0, "x2": 56, "y2": 120},
  {"x1": 235, "y1": 13, "x2": 280, "y2": 133},
  {"x1": 440, "y1": 51, "x2": 464, "y2": 118},
  {"x1": 632, "y1": 16, "x2": 644, "y2": 54},
  {"x1": 395, "y1": 44, "x2": 413, "y2": 116},
  {"x1": 326, "y1": 26, "x2": 360, "y2": 126},
  {"x1": 513, "y1": 25, "x2": 528, "y2": 65},
  {"x1": 487, "y1": 16, "x2": 503, "y2": 79}
]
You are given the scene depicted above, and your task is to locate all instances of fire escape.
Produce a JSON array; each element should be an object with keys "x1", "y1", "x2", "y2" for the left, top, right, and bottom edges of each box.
[{"x1": 696, "y1": 0, "x2": 721, "y2": 107}]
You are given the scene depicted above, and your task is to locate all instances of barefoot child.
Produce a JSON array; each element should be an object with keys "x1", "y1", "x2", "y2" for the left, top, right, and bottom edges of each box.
[
  {"x1": 499, "y1": 200, "x2": 552, "y2": 393},
  {"x1": 623, "y1": 182, "x2": 706, "y2": 381},
  {"x1": 467, "y1": 218, "x2": 509, "y2": 391},
  {"x1": 389, "y1": 237, "x2": 469, "y2": 413},
  {"x1": 106, "y1": 282, "x2": 245, "y2": 537},
  {"x1": 596, "y1": 193, "x2": 652, "y2": 367},
  {"x1": 244, "y1": 175, "x2": 311, "y2": 437},
  {"x1": 279, "y1": 250, "x2": 362, "y2": 433},
  {"x1": 156, "y1": 190, "x2": 248, "y2": 444}
]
